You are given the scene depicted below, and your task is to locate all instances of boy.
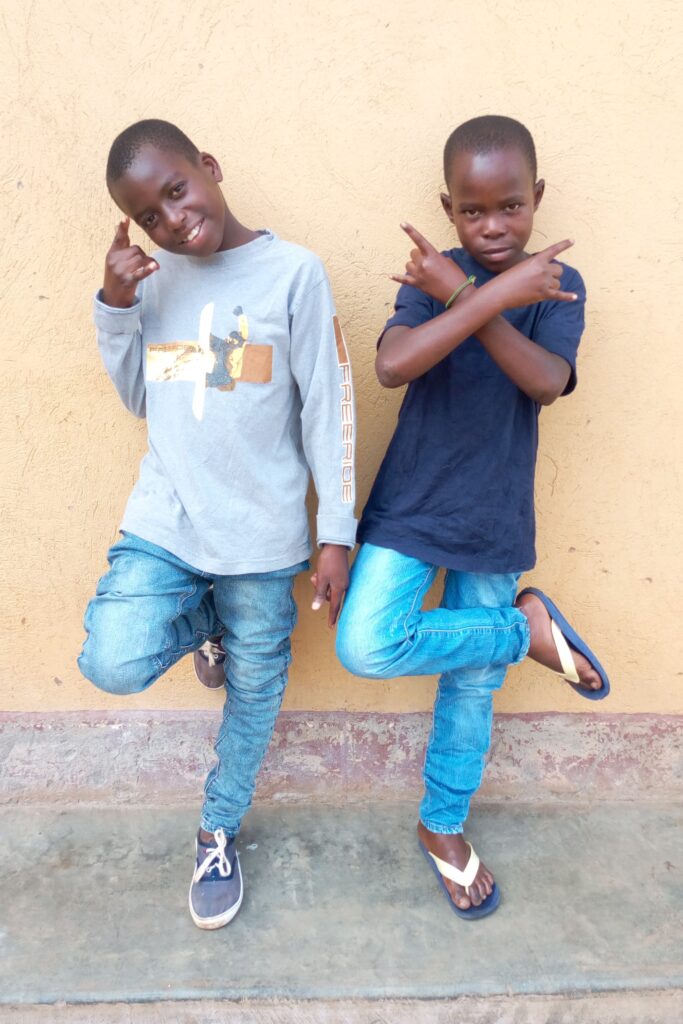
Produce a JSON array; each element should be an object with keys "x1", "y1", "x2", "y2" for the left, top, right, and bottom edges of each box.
[
  {"x1": 78, "y1": 119, "x2": 356, "y2": 930},
  {"x1": 336, "y1": 116, "x2": 608, "y2": 920}
]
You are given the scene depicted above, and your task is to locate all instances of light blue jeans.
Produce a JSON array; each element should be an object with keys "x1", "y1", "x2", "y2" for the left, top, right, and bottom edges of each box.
[
  {"x1": 336, "y1": 543, "x2": 530, "y2": 834},
  {"x1": 78, "y1": 532, "x2": 306, "y2": 836}
]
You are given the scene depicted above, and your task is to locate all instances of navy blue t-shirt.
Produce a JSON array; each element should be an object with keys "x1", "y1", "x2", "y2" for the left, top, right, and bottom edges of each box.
[{"x1": 358, "y1": 248, "x2": 586, "y2": 573}]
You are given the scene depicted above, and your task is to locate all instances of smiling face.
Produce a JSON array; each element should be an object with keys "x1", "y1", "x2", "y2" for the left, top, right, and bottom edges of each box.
[
  {"x1": 441, "y1": 146, "x2": 544, "y2": 274},
  {"x1": 108, "y1": 145, "x2": 230, "y2": 256}
]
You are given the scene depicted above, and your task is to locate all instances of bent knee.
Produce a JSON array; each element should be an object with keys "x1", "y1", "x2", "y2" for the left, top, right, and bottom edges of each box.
[
  {"x1": 335, "y1": 624, "x2": 397, "y2": 679},
  {"x1": 78, "y1": 643, "x2": 153, "y2": 696}
]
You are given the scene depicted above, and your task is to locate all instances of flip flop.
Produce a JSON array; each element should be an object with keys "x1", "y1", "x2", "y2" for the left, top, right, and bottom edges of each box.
[
  {"x1": 419, "y1": 839, "x2": 501, "y2": 920},
  {"x1": 517, "y1": 587, "x2": 610, "y2": 701}
]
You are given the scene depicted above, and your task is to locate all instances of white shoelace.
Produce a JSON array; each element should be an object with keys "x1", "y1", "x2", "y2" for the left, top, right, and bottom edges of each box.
[
  {"x1": 198, "y1": 639, "x2": 224, "y2": 668},
  {"x1": 193, "y1": 827, "x2": 233, "y2": 882}
]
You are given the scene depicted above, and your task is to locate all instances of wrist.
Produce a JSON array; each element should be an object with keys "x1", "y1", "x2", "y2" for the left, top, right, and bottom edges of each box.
[
  {"x1": 480, "y1": 275, "x2": 512, "y2": 317},
  {"x1": 101, "y1": 289, "x2": 136, "y2": 309},
  {"x1": 102, "y1": 275, "x2": 137, "y2": 308},
  {"x1": 434, "y1": 266, "x2": 467, "y2": 306},
  {"x1": 444, "y1": 274, "x2": 476, "y2": 309}
]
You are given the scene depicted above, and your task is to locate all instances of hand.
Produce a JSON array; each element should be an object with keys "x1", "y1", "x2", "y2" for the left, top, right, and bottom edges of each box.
[
  {"x1": 310, "y1": 544, "x2": 349, "y2": 628},
  {"x1": 102, "y1": 218, "x2": 159, "y2": 308},
  {"x1": 390, "y1": 223, "x2": 467, "y2": 305},
  {"x1": 494, "y1": 239, "x2": 578, "y2": 310}
]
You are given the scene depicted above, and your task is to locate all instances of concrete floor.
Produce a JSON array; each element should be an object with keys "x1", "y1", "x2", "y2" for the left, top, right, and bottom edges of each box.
[{"x1": 1, "y1": 801, "x2": 681, "y2": 1009}]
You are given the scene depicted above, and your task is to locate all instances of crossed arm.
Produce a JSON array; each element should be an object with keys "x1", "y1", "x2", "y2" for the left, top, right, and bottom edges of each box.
[{"x1": 378, "y1": 225, "x2": 577, "y2": 405}]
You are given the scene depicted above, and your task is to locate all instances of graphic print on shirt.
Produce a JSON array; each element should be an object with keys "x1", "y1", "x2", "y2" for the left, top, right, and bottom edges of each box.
[
  {"x1": 146, "y1": 304, "x2": 272, "y2": 420},
  {"x1": 333, "y1": 315, "x2": 354, "y2": 506}
]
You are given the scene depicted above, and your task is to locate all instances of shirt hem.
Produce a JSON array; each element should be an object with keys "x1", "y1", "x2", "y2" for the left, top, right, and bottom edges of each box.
[
  {"x1": 357, "y1": 527, "x2": 534, "y2": 575},
  {"x1": 120, "y1": 518, "x2": 312, "y2": 576}
]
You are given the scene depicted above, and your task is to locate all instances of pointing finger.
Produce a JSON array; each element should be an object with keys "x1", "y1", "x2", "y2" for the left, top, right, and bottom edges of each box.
[
  {"x1": 400, "y1": 222, "x2": 435, "y2": 255},
  {"x1": 552, "y1": 289, "x2": 578, "y2": 302},
  {"x1": 542, "y1": 238, "x2": 574, "y2": 260},
  {"x1": 112, "y1": 218, "x2": 131, "y2": 249}
]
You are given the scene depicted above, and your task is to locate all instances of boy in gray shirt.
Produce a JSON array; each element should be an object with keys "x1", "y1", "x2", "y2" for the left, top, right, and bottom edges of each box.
[{"x1": 78, "y1": 119, "x2": 356, "y2": 930}]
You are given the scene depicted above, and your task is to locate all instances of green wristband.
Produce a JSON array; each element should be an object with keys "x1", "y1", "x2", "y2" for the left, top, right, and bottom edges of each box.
[{"x1": 445, "y1": 274, "x2": 476, "y2": 309}]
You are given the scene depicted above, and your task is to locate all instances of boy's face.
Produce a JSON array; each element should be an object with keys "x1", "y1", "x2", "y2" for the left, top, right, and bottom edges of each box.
[
  {"x1": 441, "y1": 147, "x2": 544, "y2": 274},
  {"x1": 109, "y1": 146, "x2": 230, "y2": 256}
]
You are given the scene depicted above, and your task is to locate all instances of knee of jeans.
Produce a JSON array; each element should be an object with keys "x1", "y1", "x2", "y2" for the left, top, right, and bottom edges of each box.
[
  {"x1": 222, "y1": 638, "x2": 291, "y2": 697},
  {"x1": 336, "y1": 622, "x2": 396, "y2": 679},
  {"x1": 78, "y1": 641, "x2": 151, "y2": 696}
]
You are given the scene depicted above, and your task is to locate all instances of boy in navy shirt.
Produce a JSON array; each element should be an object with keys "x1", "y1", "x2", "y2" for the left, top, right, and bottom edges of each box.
[{"x1": 337, "y1": 116, "x2": 608, "y2": 920}]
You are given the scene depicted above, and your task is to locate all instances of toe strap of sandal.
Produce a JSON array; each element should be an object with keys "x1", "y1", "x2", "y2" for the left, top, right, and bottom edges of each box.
[
  {"x1": 427, "y1": 841, "x2": 479, "y2": 894},
  {"x1": 550, "y1": 618, "x2": 580, "y2": 684}
]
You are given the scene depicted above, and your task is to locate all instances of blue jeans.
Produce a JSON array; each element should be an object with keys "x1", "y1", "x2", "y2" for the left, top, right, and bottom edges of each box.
[
  {"x1": 336, "y1": 543, "x2": 530, "y2": 834},
  {"x1": 78, "y1": 532, "x2": 306, "y2": 836}
]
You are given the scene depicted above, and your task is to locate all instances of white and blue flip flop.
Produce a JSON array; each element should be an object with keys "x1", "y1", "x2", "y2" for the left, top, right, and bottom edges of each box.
[
  {"x1": 419, "y1": 839, "x2": 501, "y2": 920},
  {"x1": 518, "y1": 587, "x2": 610, "y2": 701}
]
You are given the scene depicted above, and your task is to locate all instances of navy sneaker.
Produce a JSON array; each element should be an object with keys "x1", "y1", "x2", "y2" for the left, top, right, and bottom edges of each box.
[
  {"x1": 193, "y1": 637, "x2": 226, "y2": 689},
  {"x1": 188, "y1": 828, "x2": 243, "y2": 929}
]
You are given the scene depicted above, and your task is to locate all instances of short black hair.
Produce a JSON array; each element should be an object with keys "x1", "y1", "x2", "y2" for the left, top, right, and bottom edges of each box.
[
  {"x1": 443, "y1": 115, "x2": 537, "y2": 182},
  {"x1": 106, "y1": 119, "x2": 200, "y2": 184}
]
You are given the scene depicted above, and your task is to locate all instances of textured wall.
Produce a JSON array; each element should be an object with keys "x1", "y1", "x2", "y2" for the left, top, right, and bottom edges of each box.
[{"x1": 1, "y1": 0, "x2": 681, "y2": 713}]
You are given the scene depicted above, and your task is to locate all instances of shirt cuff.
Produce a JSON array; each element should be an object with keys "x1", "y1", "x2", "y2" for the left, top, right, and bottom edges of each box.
[
  {"x1": 93, "y1": 291, "x2": 142, "y2": 333},
  {"x1": 316, "y1": 513, "x2": 358, "y2": 550}
]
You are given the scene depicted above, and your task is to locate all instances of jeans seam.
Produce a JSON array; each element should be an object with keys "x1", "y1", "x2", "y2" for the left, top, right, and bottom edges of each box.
[
  {"x1": 199, "y1": 821, "x2": 236, "y2": 839},
  {"x1": 420, "y1": 819, "x2": 464, "y2": 835},
  {"x1": 201, "y1": 577, "x2": 296, "y2": 837},
  {"x1": 417, "y1": 622, "x2": 525, "y2": 637},
  {"x1": 151, "y1": 652, "x2": 165, "y2": 674},
  {"x1": 159, "y1": 582, "x2": 200, "y2": 660},
  {"x1": 403, "y1": 565, "x2": 438, "y2": 644},
  {"x1": 202, "y1": 670, "x2": 288, "y2": 836}
]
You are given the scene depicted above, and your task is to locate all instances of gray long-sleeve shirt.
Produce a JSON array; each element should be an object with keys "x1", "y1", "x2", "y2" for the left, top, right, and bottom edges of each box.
[{"x1": 94, "y1": 230, "x2": 357, "y2": 574}]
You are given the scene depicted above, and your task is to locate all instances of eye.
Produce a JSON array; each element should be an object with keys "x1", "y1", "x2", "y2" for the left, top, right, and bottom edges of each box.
[
  {"x1": 171, "y1": 181, "x2": 186, "y2": 197},
  {"x1": 142, "y1": 213, "x2": 157, "y2": 228},
  {"x1": 462, "y1": 209, "x2": 480, "y2": 220},
  {"x1": 505, "y1": 202, "x2": 522, "y2": 212}
]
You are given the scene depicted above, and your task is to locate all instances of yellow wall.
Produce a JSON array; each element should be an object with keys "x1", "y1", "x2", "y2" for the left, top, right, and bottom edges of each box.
[{"x1": 2, "y1": 0, "x2": 681, "y2": 714}]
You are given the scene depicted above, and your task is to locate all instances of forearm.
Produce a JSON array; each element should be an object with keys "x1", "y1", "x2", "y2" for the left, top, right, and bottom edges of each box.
[
  {"x1": 93, "y1": 293, "x2": 147, "y2": 418},
  {"x1": 376, "y1": 277, "x2": 507, "y2": 387},
  {"x1": 301, "y1": 402, "x2": 358, "y2": 549},
  {"x1": 475, "y1": 316, "x2": 571, "y2": 405},
  {"x1": 429, "y1": 263, "x2": 573, "y2": 402},
  {"x1": 291, "y1": 296, "x2": 358, "y2": 547}
]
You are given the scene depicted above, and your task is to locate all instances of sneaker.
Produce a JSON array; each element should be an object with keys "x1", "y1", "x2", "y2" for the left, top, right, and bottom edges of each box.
[
  {"x1": 193, "y1": 637, "x2": 226, "y2": 689},
  {"x1": 188, "y1": 828, "x2": 243, "y2": 930}
]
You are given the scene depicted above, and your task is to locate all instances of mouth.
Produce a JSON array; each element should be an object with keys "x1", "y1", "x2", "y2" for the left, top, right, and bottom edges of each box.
[
  {"x1": 481, "y1": 246, "x2": 513, "y2": 263},
  {"x1": 180, "y1": 219, "x2": 204, "y2": 245}
]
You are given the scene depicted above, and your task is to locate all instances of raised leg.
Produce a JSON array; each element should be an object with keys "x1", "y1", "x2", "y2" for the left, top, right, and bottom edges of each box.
[{"x1": 78, "y1": 532, "x2": 220, "y2": 694}]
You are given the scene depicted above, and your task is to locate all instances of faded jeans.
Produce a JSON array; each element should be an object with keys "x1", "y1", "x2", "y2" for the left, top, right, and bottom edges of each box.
[
  {"x1": 78, "y1": 532, "x2": 306, "y2": 836},
  {"x1": 336, "y1": 543, "x2": 530, "y2": 833}
]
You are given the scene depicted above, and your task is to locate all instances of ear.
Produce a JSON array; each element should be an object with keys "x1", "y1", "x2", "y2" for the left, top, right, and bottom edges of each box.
[
  {"x1": 533, "y1": 178, "x2": 545, "y2": 211},
  {"x1": 199, "y1": 152, "x2": 224, "y2": 184},
  {"x1": 440, "y1": 191, "x2": 454, "y2": 224}
]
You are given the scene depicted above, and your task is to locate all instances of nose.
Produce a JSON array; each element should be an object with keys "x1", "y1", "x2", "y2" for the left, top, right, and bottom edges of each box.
[
  {"x1": 482, "y1": 215, "x2": 505, "y2": 239},
  {"x1": 164, "y1": 205, "x2": 186, "y2": 232}
]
